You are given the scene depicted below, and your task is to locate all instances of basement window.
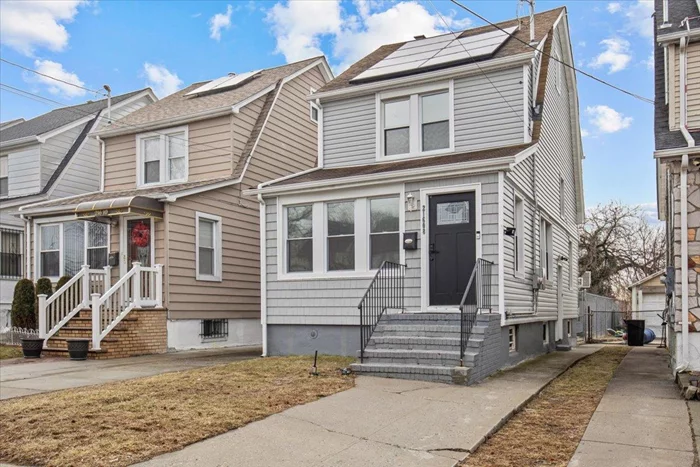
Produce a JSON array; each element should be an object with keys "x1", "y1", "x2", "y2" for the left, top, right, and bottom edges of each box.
[
  {"x1": 567, "y1": 321, "x2": 573, "y2": 337},
  {"x1": 200, "y1": 319, "x2": 228, "y2": 340},
  {"x1": 508, "y1": 326, "x2": 517, "y2": 352},
  {"x1": 543, "y1": 322, "x2": 548, "y2": 345}
]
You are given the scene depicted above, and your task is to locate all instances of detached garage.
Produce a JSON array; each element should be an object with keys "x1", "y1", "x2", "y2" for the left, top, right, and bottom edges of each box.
[{"x1": 629, "y1": 271, "x2": 667, "y2": 338}]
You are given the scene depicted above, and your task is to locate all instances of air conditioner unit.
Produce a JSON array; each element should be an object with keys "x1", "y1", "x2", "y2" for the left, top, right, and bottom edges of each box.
[{"x1": 579, "y1": 271, "x2": 591, "y2": 289}]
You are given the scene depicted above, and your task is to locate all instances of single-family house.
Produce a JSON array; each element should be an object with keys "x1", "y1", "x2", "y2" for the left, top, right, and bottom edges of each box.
[
  {"x1": 18, "y1": 57, "x2": 332, "y2": 357},
  {"x1": 248, "y1": 7, "x2": 584, "y2": 384},
  {"x1": 0, "y1": 89, "x2": 156, "y2": 328},
  {"x1": 653, "y1": 0, "x2": 700, "y2": 371}
]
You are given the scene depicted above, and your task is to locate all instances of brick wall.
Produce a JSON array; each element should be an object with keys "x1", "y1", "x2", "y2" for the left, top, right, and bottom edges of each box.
[{"x1": 468, "y1": 313, "x2": 503, "y2": 384}]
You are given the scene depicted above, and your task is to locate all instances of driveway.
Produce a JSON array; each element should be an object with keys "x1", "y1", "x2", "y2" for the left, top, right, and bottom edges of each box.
[
  {"x1": 137, "y1": 345, "x2": 602, "y2": 467},
  {"x1": 569, "y1": 346, "x2": 694, "y2": 467},
  {"x1": 0, "y1": 346, "x2": 260, "y2": 400}
]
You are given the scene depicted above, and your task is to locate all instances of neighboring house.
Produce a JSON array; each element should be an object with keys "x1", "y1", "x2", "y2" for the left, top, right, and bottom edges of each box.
[
  {"x1": 18, "y1": 57, "x2": 332, "y2": 357},
  {"x1": 654, "y1": 0, "x2": 700, "y2": 371},
  {"x1": 0, "y1": 89, "x2": 156, "y2": 328},
  {"x1": 248, "y1": 7, "x2": 584, "y2": 384},
  {"x1": 629, "y1": 271, "x2": 666, "y2": 338}
]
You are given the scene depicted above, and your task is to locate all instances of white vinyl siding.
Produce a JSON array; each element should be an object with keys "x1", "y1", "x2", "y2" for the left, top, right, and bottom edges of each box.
[
  {"x1": 0, "y1": 155, "x2": 7, "y2": 197},
  {"x1": 514, "y1": 196, "x2": 524, "y2": 276}
]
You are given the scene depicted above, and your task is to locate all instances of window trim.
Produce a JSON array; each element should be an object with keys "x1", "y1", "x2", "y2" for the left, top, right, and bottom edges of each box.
[
  {"x1": 325, "y1": 200, "x2": 356, "y2": 272},
  {"x1": 136, "y1": 125, "x2": 189, "y2": 188},
  {"x1": 310, "y1": 102, "x2": 320, "y2": 124},
  {"x1": 195, "y1": 212, "x2": 223, "y2": 282},
  {"x1": 514, "y1": 195, "x2": 525, "y2": 278},
  {"x1": 0, "y1": 154, "x2": 8, "y2": 198},
  {"x1": 508, "y1": 326, "x2": 517, "y2": 352},
  {"x1": 277, "y1": 185, "x2": 403, "y2": 281},
  {"x1": 376, "y1": 80, "x2": 455, "y2": 162}
]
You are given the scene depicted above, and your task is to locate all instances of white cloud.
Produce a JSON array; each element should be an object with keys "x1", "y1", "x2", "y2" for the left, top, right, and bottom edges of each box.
[
  {"x1": 606, "y1": 3, "x2": 622, "y2": 14},
  {"x1": 642, "y1": 53, "x2": 654, "y2": 70},
  {"x1": 25, "y1": 59, "x2": 86, "y2": 98},
  {"x1": 143, "y1": 63, "x2": 183, "y2": 98},
  {"x1": 585, "y1": 105, "x2": 633, "y2": 133},
  {"x1": 578, "y1": 41, "x2": 586, "y2": 48},
  {"x1": 0, "y1": 0, "x2": 87, "y2": 56},
  {"x1": 192, "y1": 13, "x2": 202, "y2": 18},
  {"x1": 590, "y1": 37, "x2": 632, "y2": 73},
  {"x1": 209, "y1": 4, "x2": 233, "y2": 41},
  {"x1": 266, "y1": 1, "x2": 471, "y2": 72},
  {"x1": 581, "y1": 129, "x2": 590, "y2": 138}
]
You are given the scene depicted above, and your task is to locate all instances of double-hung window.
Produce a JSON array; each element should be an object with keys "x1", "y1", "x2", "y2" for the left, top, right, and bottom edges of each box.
[
  {"x1": 369, "y1": 197, "x2": 400, "y2": 269},
  {"x1": 38, "y1": 221, "x2": 109, "y2": 279},
  {"x1": 40, "y1": 225, "x2": 60, "y2": 277},
  {"x1": 138, "y1": 127, "x2": 188, "y2": 187},
  {"x1": 87, "y1": 223, "x2": 109, "y2": 270},
  {"x1": 379, "y1": 82, "x2": 453, "y2": 160},
  {"x1": 327, "y1": 201, "x2": 355, "y2": 271},
  {"x1": 196, "y1": 212, "x2": 222, "y2": 281},
  {"x1": 287, "y1": 205, "x2": 313, "y2": 272},
  {"x1": 514, "y1": 196, "x2": 524, "y2": 276},
  {"x1": 0, "y1": 155, "x2": 8, "y2": 197},
  {"x1": 540, "y1": 219, "x2": 553, "y2": 280}
]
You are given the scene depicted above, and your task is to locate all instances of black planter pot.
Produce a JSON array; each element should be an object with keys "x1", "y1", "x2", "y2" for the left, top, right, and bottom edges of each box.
[
  {"x1": 66, "y1": 338, "x2": 90, "y2": 361},
  {"x1": 20, "y1": 337, "x2": 44, "y2": 359}
]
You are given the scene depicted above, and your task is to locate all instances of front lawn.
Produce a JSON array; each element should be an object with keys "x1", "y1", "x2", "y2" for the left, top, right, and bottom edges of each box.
[
  {"x1": 0, "y1": 355, "x2": 354, "y2": 467},
  {"x1": 0, "y1": 345, "x2": 23, "y2": 360}
]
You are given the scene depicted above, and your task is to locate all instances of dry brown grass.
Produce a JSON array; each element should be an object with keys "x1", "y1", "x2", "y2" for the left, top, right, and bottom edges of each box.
[
  {"x1": 0, "y1": 345, "x2": 23, "y2": 360},
  {"x1": 0, "y1": 355, "x2": 354, "y2": 467},
  {"x1": 463, "y1": 346, "x2": 629, "y2": 467}
]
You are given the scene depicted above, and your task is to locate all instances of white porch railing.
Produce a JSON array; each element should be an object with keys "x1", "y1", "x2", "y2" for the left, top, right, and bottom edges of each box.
[
  {"x1": 39, "y1": 264, "x2": 111, "y2": 342},
  {"x1": 92, "y1": 262, "x2": 163, "y2": 350}
]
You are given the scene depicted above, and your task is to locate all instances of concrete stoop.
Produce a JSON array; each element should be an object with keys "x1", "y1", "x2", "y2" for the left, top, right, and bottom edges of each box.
[{"x1": 350, "y1": 312, "x2": 500, "y2": 385}]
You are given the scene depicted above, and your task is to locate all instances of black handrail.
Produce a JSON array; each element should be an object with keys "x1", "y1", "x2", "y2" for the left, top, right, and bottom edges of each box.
[
  {"x1": 459, "y1": 258, "x2": 493, "y2": 366},
  {"x1": 358, "y1": 261, "x2": 406, "y2": 362}
]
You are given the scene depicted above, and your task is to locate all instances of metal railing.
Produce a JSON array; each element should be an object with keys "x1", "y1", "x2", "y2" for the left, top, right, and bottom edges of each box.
[
  {"x1": 358, "y1": 261, "x2": 406, "y2": 362},
  {"x1": 459, "y1": 258, "x2": 493, "y2": 366},
  {"x1": 0, "y1": 227, "x2": 23, "y2": 279}
]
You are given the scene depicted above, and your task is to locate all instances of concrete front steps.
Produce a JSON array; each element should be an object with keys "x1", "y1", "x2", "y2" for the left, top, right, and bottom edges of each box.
[
  {"x1": 42, "y1": 308, "x2": 167, "y2": 360},
  {"x1": 350, "y1": 312, "x2": 496, "y2": 385}
]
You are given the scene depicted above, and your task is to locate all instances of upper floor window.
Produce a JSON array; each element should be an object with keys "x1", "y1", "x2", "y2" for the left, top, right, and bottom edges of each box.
[
  {"x1": 378, "y1": 81, "x2": 453, "y2": 160},
  {"x1": 310, "y1": 102, "x2": 320, "y2": 124},
  {"x1": 0, "y1": 155, "x2": 8, "y2": 197},
  {"x1": 137, "y1": 127, "x2": 188, "y2": 187}
]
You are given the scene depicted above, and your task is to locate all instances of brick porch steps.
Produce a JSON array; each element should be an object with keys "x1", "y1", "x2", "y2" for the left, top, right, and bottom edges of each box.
[{"x1": 350, "y1": 362, "x2": 456, "y2": 384}]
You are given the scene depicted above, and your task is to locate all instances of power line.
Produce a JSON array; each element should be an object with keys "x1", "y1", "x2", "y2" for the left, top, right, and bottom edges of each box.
[
  {"x1": 424, "y1": 0, "x2": 524, "y2": 124},
  {"x1": 0, "y1": 58, "x2": 107, "y2": 97},
  {"x1": 448, "y1": 0, "x2": 654, "y2": 105},
  {"x1": 0, "y1": 84, "x2": 67, "y2": 107},
  {"x1": 0, "y1": 82, "x2": 227, "y2": 154}
]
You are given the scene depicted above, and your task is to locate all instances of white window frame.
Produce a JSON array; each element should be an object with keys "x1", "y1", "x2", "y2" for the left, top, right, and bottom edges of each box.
[
  {"x1": 514, "y1": 195, "x2": 525, "y2": 278},
  {"x1": 540, "y1": 218, "x2": 553, "y2": 281},
  {"x1": 277, "y1": 184, "x2": 403, "y2": 280},
  {"x1": 34, "y1": 217, "x2": 111, "y2": 281},
  {"x1": 376, "y1": 80, "x2": 455, "y2": 162},
  {"x1": 508, "y1": 326, "x2": 517, "y2": 352},
  {"x1": 0, "y1": 154, "x2": 8, "y2": 198},
  {"x1": 325, "y1": 200, "x2": 356, "y2": 272},
  {"x1": 310, "y1": 102, "x2": 320, "y2": 124},
  {"x1": 195, "y1": 212, "x2": 222, "y2": 282},
  {"x1": 136, "y1": 125, "x2": 189, "y2": 188}
]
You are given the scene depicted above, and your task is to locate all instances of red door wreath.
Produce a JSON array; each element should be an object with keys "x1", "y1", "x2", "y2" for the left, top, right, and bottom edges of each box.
[{"x1": 131, "y1": 221, "x2": 150, "y2": 248}]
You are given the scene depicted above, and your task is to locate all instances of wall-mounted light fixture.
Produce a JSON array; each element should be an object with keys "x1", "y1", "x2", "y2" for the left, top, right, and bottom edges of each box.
[
  {"x1": 504, "y1": 227, "x2": 516, "y2": 237},
  {"x1": 406, "y1": 192, "x2": 417, "y2": 212}
]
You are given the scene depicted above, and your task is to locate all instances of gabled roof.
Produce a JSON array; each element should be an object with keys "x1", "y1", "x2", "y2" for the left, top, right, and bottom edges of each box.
[
  {"x1": 628, "y1": 270, "x2": 665, "y2": 289},
  {"x1": 0, "y1": 118, "x2": 24, "y2": 130},
  {"x1": 0, "y1": 89, "x2": 149, "y2": 144},
  {"x1": 317, "y1": 7, "x2": 564, "y2": 93},
  {"x1": 109, "y1": 57, "x2": 329, "y2": 132}
]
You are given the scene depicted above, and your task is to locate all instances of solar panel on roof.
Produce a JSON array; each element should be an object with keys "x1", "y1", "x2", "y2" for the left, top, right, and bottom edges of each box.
[
  {"x1": 350, "y1": 26, "x2": 518, "y2": 82},
  {"x1": 186, "y1": 69, "x2": 262, "y2": 96}
]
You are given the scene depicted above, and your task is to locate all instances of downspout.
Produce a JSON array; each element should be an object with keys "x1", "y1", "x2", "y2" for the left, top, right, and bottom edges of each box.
[
  {"x1": 20, "y1": 214, "x2": 30, "y2": 279},
  {"x1": 679, "y1": 33, "x2": 694, "y2": 371},
  {"x1": 258, "y1": 190, "x2": 268, "y2": 357},
  {"x1": 96, "y1": 135, "x2": 105, "y2": 192}
]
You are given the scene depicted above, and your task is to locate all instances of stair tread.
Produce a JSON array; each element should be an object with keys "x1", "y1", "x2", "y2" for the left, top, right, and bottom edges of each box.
[
  {"x1": 364, "y1": 348, "x2": 460, "y2": 355},
  {"x1": 48, "y1": 336, "x2": 118, "y2": 343},
  {"x1": 351, "y1": 362, "x2": 456, "y2": 374},
  {"x1": 43, "y1": 347, "x2": 107, "y2": 354}
]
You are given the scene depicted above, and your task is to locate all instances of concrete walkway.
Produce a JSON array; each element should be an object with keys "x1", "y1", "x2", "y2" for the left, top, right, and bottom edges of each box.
[
  {"x1": 0, "y1": 346, "x2": 260, "y2": 400},
  {"x1": 569, "y1": 346, "x2": 695, "y2": 467},
  {"x1": 137, "y1": 345, "x2": 602, "y2": 467}
]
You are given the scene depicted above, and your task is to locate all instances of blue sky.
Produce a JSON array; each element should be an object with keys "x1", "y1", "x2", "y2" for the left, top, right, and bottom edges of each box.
[{"x1": 0, "y1": 0, "x2": 654, "y2": 212}]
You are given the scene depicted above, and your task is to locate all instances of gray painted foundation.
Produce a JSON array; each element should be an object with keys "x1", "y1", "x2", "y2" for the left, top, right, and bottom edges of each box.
[{"x1": 267, "y1": 324, "x2": 359, "y2": 357}]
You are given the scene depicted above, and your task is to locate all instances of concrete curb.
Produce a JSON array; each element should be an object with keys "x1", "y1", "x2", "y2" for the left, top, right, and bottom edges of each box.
[{"x1": 455, "y1": 346, "x2": 604, "y2": 466}]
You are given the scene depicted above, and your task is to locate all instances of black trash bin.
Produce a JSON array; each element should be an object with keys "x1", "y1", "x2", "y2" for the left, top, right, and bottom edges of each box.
[{"x1": 626, "y1": 319, "x2": 645, "y2": 347}]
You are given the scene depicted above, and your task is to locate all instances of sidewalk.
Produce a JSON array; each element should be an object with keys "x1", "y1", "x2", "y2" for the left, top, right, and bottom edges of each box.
[
  {"x1": 569, "y1": 346, "x2": 694, "y2": 467},
  {"x1": 0, "y1": 346, "x2": 260, "y2": 400},
  {"x1": 136, "y1": 345, "x2": 602, "y2": 467}
]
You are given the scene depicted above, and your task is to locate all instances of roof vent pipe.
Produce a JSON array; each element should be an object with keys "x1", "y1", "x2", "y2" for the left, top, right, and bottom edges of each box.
[
  {"x1": 527, "y1": 0, "x2": 536, "y2": 44},
  {"x1": 103, "y1": 84, "x2": 112, "y2": 124},
  {"x1": 414, "y1": 35, "x2": 426, "y2": 40},
  {"x1": 663, "y1": 0, "x2": 669, "y2": 25}
]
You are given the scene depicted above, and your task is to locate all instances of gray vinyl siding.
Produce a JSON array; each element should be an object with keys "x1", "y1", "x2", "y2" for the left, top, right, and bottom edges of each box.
[
  {"x1": 5, "y1": 145, "x2": 41, "y2": 197},
  {"x1": 322, "y1": 95, "x2": 376, "y2": 168},
  {"x1": 453, "y1": 67, "x2": 524, "y2": 151},
  {"x1": 264, "y1": 173, "x2": 500, "y2": 325},
  {"x1": 40, "y1": 123, "x2": 87, "y2": 186}
]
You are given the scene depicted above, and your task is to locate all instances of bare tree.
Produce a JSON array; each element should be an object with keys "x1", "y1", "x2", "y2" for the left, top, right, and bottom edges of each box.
[{"x1": 579, "y1": 201, "x2": 665, "y2": 299}]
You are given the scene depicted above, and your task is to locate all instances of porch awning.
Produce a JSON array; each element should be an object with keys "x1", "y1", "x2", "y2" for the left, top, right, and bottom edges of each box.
[{"x1": 74, "y1": 196, "x2": 164, "y2": 221}]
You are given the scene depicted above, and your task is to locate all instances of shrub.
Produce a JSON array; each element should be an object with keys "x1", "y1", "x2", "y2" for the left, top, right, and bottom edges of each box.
[
  {"x1": 36, "y1": 277, "x2": 54, "y2": 299},
  {"x1": 11, "y1": 279, "x2": 36, "y2": 330},
  {"x1": 56, "y1": 275, "x2": 72, "y2": 291}
]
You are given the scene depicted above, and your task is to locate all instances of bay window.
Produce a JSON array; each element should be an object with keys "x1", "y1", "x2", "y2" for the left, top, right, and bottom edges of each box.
[
  {"x1": 137, "y1": 126, "x2": 188, "y2": 187},
  {"x1": 378, "y1": 81, "x2": 453, "y2": 160},
  {"x1": 38, "y1": 221, "x2": 109, "y2": 278},
  {"x1": 281, "y1": 191, "x2": 402, "y2": 277}
]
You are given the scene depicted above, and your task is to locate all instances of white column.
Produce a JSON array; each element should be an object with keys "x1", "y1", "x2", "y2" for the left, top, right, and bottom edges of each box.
[
  {"x1": 38, "y1": 294, "x2": 47, "y2": 339},
  {"x1": 132, "y1": 262, "x2": 142, "y2": 308},
  {"x1": 81, "y1": 264, "x2": 90, "y2": 307},
  {"x1": 103, "y1": 265, "x2": 111, "y2": 293},
  {"x1": 155, "y1": 264, "x2": 163, "y2": 308},
  {"x1": 91, "y1": 293, "x2": 101, "y2": 350}
]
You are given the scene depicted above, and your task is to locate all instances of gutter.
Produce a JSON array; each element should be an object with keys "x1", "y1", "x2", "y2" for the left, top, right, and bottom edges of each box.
[{"x1": 0, "y1": 135, "x2": 40, "y2": 150}]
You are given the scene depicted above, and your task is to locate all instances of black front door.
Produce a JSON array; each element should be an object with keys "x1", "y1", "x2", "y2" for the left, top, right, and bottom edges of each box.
[{"x1": 429, "y1": 192, "x2": 476, "y2": 306}]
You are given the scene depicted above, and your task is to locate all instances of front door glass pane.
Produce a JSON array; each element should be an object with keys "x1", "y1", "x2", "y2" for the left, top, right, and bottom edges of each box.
[{"x1": 127, "y1": 220, "x2": 151, "y2": 267}]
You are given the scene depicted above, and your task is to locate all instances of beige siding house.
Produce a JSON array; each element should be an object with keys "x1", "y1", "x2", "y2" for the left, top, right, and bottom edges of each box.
[{"x1": 19, "y1": 57, "x2": 332, "y2": 356}]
